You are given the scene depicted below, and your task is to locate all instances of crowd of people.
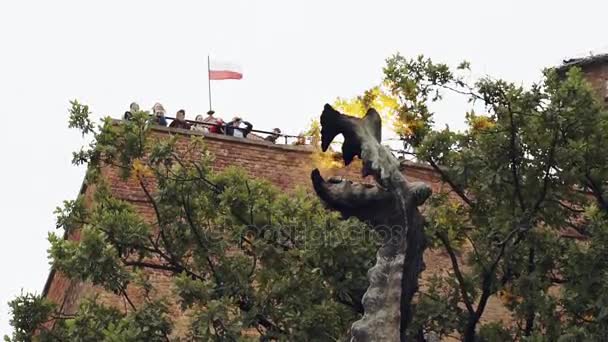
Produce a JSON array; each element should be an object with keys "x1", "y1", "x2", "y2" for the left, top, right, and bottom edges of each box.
[{"x1": 122, "y1": 102, "x2": 300, "y2": 144}]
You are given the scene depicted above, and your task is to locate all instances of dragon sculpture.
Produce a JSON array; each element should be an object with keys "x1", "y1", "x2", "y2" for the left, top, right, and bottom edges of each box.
[{"x1": 311, "y1": 104, "x2": 432, "y2": 341}]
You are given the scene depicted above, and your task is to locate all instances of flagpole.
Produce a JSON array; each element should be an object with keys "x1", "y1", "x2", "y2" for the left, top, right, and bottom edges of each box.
[{"x1": 207, "y1": 55, "x2": 212, "y2": 111}]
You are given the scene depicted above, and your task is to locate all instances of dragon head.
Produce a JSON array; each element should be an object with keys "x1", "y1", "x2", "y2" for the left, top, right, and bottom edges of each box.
[{"x1": 311, "y1": 104, "x2": 431, "y2": 225}]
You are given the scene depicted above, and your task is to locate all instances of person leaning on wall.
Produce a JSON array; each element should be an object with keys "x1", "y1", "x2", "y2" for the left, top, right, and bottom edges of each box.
[
  {"x1": 169, "y1": 109, "x2": 191, "y2": 130},
  {"x1": 292, "y1": 133, "x2": 307, "y2": 145},
  {"x1": 191, "y1": 114, "x2": 209, "y2": 133},
  {"x1": 151, "y1": 102, "x2": 168, "y2": 126},
  {"x1": 264, "y1": 128, "x2": 282, "y2": 143},
  {"x1": 226, "y1": 116, "x2": 253, "y2": 138},
  {"x1": 203, "y1": 110, "x2": 224, "y2": 134},
  {"x1": 123, "y1": 102, "x2": 140, "y2": 120}
]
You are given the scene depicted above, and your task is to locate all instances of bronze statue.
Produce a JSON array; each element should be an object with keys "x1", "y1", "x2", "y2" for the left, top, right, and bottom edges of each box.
[{"x1": 311, "y1": 104, "x2": 432, "y2": 341}]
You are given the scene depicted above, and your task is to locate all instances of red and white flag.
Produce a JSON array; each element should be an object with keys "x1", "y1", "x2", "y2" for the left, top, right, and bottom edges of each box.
[{"x1": 209, "y1": 58, "x2": 243, "y2": 80}]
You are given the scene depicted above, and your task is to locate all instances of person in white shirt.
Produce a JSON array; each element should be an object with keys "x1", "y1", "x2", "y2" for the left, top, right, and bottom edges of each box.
[
  {"x1": 226, "y1": 116, "x2": 253, "y2": 138},
  {"x1": 191, "y1": 114, "x2": 209, "y2": 133}
]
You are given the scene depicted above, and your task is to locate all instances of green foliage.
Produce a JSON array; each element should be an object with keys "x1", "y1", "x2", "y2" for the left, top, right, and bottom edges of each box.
[
  {"x1": 380, "y1": 54, "x2": 608, "y2": 340},
  {"x1": 559, "y1": 207, "x2": 608, "y2": 338},
  {"x1": 54, "y1": 198, "x2": 87, "y2": 233},
  {"x1": 6, "y1": 293, "x2": 55, "y2": 342},
  {"x1": 6, "y1": 296, "x2": 171, "y2": 342},
  {"x1": 478, "y1": 322, "x2": 512, "y2": 342},
  {"x1": 7, "y1": 101, "x2": 379, "y2": 341},
  {"x1": 68, "y1": 100, "x2": 95, "y2": 137},
  {"x1": 407, "y1": 274, "x2": 467, "y2": 340},
  {"x1": 383, "y1": 54, "x2": 454, "y2": 146}
]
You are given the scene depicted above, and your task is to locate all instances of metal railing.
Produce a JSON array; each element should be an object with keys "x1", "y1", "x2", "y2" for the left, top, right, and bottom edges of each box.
[
  {"x1": 152, "y1": 115, "x2": 303, "y2": 145},
  {"x1": 145, "y1": 115, "x2": 410, "y2": 154}
]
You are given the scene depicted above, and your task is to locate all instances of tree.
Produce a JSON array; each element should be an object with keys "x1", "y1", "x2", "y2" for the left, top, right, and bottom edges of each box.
[
  {"x1": 382, "y1": 54, "x2": 608, "y2": 340},
  {"x1": 6, "y1": 104, "x2": 379, "y2": 341}
]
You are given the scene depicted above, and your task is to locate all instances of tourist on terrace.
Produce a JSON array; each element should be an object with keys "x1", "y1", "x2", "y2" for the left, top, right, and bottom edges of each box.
[
  {"x1": 203, "y1": 110, "x2": 224, "y2": 134},
  {"x1": 293, "y1": 133, "x2": 307, "y2": 145},
  {"x1": 151, "y1": 103, "x2": 168, "y2": 126},
  {"x1": 123, "y1": 102, "x2": 140, "y2": 120},
  {"x1": 264, "y1": 128, "x2": 282, "y2": 143},
  {"x1": 191, "y1": 114, "x2": 208, "y2": 133},
  {"x1": 169, "y1": 109, "x2": 191, "y2": 130},
  {"x1": 226, "y1": 116, "x2": 253, "y2": 138}
]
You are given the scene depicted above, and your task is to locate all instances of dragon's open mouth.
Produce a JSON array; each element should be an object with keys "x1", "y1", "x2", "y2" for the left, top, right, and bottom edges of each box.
[
  {"x1": 311, "y1": 104, "x2": 432, "y2": 223},
  {"x1": 310, "y1": 104, "x2": 397, "y2": 222},
  {"x1": 311, "y1": 169, "x2": 394, "y2": 218}
]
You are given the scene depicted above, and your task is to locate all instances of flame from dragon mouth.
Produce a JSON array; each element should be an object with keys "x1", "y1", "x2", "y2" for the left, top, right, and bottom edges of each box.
[
  {"x1": 311, "y1": 104, "x2": 432, "y2": 222},
  {"x1": 311, "y1": 104, "x2": 395, "y2": 219}
]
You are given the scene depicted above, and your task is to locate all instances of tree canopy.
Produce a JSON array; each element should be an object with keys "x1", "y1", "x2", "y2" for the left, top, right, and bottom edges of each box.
[
  {"x1": 6, "y1": 107, "x2": 378, "y2": 341},
  {"x1": 380, "y1": 54, "x2": 608, "y2": 341}
]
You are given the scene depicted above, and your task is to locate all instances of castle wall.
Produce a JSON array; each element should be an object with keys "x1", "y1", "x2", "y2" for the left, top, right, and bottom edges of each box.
[{"x1": 43, "y1": 125, "x2": 510, "y2": 336}]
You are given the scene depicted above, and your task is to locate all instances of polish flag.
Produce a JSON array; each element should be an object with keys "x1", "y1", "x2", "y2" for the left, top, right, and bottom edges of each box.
[{"x1": 209, "y1": 59, "x2": 243, "y2": 80}]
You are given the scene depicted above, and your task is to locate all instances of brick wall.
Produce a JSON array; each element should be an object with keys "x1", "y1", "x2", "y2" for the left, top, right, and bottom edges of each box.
[
  {"x1": 42, "y1": 125, "x2": 508, "y2": 336},
  {"x1": 564, "y1": 61, "x2": 608, "y2": 103}
]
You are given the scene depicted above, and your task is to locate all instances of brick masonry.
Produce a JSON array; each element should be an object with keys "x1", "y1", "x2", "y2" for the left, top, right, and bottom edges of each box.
[
  {"x1": 42, "y1": 61, "x2": 608, "y2": 337},
  {"x1": 42, "y1": 126, "x2": 514, "y2": 335},
  {"x1": 575, "y1": 62, "x2": 608, "y2": 103},
  {"x1": 42, "y1": 126, "x2": 515, "y2": 336}
]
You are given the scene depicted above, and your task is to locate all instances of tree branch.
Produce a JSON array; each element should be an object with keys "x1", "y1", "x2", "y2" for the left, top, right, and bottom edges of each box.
[
  {"x1": 530, "y1": 129, "x2": 559, "y2": 216},
  {"x1": 436, "y1": 232, "x2": 475, "y2": 315},
  {"x1": 427, "y1": 158, "x2": 474, "y2": 207},
  {"x1": 585, "y1": 173, "x2": 608, "y2": 214},
  {"x1": 504, "y1": 93, "x2": 526, "y2": 212},
  {"x1": 463, "y1": 231, "x2": 487, "y2": 272}
]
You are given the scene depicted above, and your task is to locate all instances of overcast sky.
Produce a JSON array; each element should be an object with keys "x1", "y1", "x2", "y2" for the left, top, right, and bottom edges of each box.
[{"x1": 1, "y1": 0, "x2": 606, "y2": 334}]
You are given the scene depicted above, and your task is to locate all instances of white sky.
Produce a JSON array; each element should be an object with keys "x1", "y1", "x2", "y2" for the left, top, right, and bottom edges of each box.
[{"x1": 0, "y1": 0, "x2": 606, "y2": 334}]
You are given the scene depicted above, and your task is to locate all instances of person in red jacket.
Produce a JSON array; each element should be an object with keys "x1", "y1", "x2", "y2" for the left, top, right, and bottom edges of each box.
[{"x1": 202, "y1": 110, "x2": 224, "y2": 134}]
